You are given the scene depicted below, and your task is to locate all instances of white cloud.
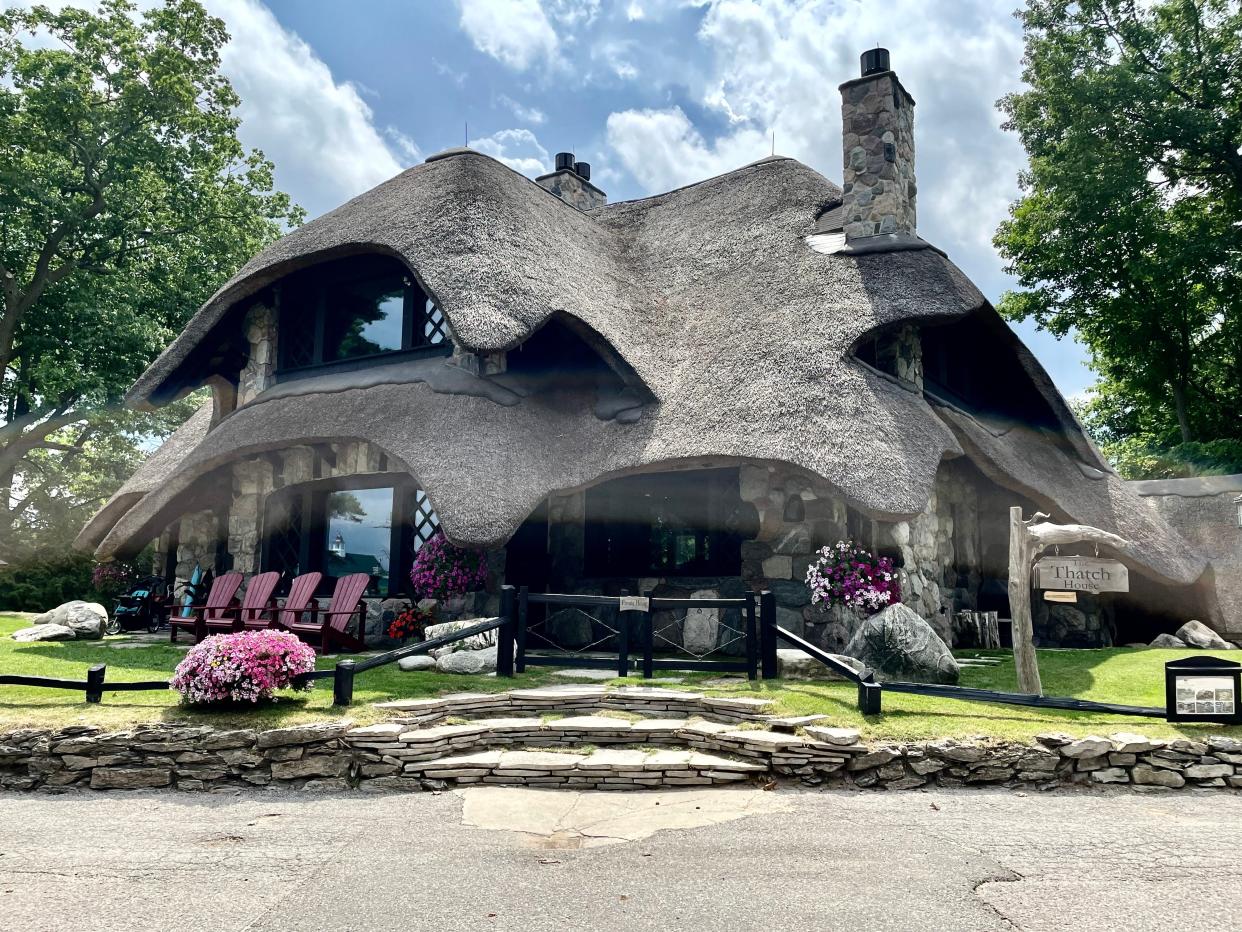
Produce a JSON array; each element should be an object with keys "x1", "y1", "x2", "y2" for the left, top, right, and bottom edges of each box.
[
  {"x1": 206, "y1": 0, "x2": 416, "y2": 217},
  {"x1": 468, "y1": 128, "x2": 550, "y2": 177},
  {"x1": 606, "y1": 107, "x2": 766, "y2": 191},
  {"x1": 458, "y1": 0, "x2": 559, "y2": 69},
  {"x1": 498, "y1": 94, "x2": 547, "y2": 125}
]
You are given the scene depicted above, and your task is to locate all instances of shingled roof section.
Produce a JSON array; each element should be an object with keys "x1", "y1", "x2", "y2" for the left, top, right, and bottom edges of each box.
[{"x1": 89, "y1": 150, "x2": 1204, "y2": 591}]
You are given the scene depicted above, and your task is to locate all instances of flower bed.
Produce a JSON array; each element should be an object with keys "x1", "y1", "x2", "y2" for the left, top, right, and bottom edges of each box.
[{"x1": 170, "y1": 630, "x2": 317, "y2": 705}]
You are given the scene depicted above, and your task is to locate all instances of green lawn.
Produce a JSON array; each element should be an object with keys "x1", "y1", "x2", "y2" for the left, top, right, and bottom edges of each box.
[{"x1": 1, "y1": 613, "x2": 1239, "y2": 742}]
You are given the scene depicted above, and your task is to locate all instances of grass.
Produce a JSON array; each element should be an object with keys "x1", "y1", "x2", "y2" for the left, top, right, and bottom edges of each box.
[{"x1": 1, "y1": 613, "x2": 1240, "y2": 743}]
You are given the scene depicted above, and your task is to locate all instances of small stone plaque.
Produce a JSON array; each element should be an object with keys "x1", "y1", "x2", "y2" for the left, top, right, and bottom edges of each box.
[
  {"x1": 619, "y1": 596, "x2": 650, "y2": 613},
  {"x1": 1043, "y1": 590, "x2": 1078, "y2": 604}
]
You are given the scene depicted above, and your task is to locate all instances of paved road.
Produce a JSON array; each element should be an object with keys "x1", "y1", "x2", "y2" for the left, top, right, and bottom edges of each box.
[{"x1": 2, "y1": 785, "x2": 1239, "y2": 931}]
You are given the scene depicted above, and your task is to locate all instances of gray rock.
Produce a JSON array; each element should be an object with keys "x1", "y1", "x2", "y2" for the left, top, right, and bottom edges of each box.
[
  {"x1": 682, "y1": 589, "x2": 719, "y2": 654},
  {"x1": 1184, "y1": 763, "x2": 1233, "y2": 779},
  {"x1": 11, "y1": 623, "x2": 76, "y2": 642},
  {"x1": 1060, "y1": 736, "x2": 1113, "y2": 759},
  {"x1": 436, "y1": 645, "x2": 498, "y2": 675},
  {"x1": 256, "y1": 722, "x2": 350, "y2": 749},
  {"x1": 1090, "y1": 768, "x2": 1129, "y2": 784},
  {"x1": 776, "y1": 648, "x2": 864, "y2": 680},
  {"x1": 1149, "y1": 633, "x2": 1186, "y2": 648},
  {"x1": 90, "y1": 767, "x2": 172, "y2": 790},
  {"x1": 31, "y1": 600, "x2": 108, "y2": 639},
  {"x1": 1175, "y1": 620, "x2": 1235, "y2": 650},
  {"x1": 397, "y1": 654, "x2": 437, "y2": 672},
  {"x1": 1132, "y1": 764, "x2": 1185, "y2": 788},
  {"x1": 842, "y1": 603, "x2": 960, "y2": 684},
  {"x1": 425, "y1": 618, "x2": 499, "y2": 656},
  {"x1": 364, "y1": 598, "x2": 413, "y2": 650}
]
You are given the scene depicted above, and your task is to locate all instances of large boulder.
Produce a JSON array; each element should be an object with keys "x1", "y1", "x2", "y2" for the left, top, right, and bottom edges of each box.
[
  {"x1": 1149, "y1": 633, "x2": 1188, "y2": 649},
  {"x1": 435, "y1": 645, "x2": 498, "y2": 675},
  {"x1": 30, "y1": 601, "x2": 107, "y2": 640},
  {"x1": 1175, "y1": 620, "x2": 1236, "y2": 650},
  {"x1": 397, "y1": 654, "x2": 437, "y2": 672},
  {"x1": 425, "y1": 618, "x2": 498, "y2": 657},
  {"x1": 842, "y1": 603, "x2": 960, "y2": 684},
  {"x1": 11, "y1": 624, "x2": 76, "y2": 642}
]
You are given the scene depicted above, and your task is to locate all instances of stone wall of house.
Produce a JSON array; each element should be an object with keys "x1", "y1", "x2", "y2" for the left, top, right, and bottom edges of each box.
[
  {"x1": 174, "y1": 510, "x2": 222, "y2": 582},
  {"x1": 237, "y1": 302, "x2": 277, "y2": 406},
  {"x1": 840, "y1": 70, "x2": 917, "y2": 239},
  {"x1": 874, "y1": 323, "x2": 923, "y2": 390}
]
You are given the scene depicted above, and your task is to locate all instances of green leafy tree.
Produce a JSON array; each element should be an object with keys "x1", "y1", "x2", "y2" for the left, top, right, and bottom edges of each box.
[
  {"x1": 0, "y1": 0, "x2": 302, "y2": 560},
  {"x1": 995, "y1": 0, "x2": 1242, "y2": 474}
]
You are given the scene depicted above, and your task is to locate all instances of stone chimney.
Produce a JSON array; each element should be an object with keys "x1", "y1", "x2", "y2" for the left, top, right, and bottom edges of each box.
[
  {"x1": 839, "y1": 48, "x2": 916, "y2": 240},
  {"x1": 536, "y1": 152, "x2": 607, "y2": 210}
]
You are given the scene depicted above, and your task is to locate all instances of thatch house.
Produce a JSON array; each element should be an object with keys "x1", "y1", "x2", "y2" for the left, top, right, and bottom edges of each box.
[{"x1": 77, "y1": 51, "x2": 1240, "y2": 650}]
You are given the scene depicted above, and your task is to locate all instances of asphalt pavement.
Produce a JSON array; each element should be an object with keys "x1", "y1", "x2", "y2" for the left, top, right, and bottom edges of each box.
[{"x1": 2, "y1": 784, "x2": 1239, "y2": 931}]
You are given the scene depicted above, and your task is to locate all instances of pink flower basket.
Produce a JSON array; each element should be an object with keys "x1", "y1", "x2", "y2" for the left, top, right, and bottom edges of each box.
[
  {"x1": 171, "y1": 630, "x2": 317, "y2": 705},
  {"x1": 409, "y1": 531, "x2": 488, "y2": 601},
  {"x1": 805, "y1": 540, "x2": 901, "y2": 615}
]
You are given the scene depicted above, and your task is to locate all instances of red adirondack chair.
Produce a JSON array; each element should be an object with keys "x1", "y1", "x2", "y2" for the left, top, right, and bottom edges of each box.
[
  {"x1": 259, "y1": 572, "x2": 323, "y2": 632},
  {"x1": 285, "y1": 572, "x2": 370, "y2": 653},
  {"x1": 169, "y1": 571, "x2": 244, "y2": 644},
  {"x1": 195, "y1": 570, "x2": 282, "y2": 639}
]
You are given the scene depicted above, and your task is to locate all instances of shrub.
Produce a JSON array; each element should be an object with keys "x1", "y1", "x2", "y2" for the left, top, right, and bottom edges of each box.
[
  {"x1": 805, "y1": 540, "x2": 900, "y2": 615},
  {"x1": 91, "y1": 562, "x2": 135, "y2": 602},
  {"x1": 409, "y1": 532, "x2": 488, "y2": 601},
  {"x1": 0, "y1": 554, "x2": 94, "y2": 612},
  {"x1": 171, "y1": 630, "x2": 317, "y2": 705}
]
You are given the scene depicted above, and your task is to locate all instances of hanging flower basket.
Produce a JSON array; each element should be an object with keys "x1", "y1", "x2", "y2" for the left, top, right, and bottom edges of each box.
[
  {"x1": 805, "y1": 540, "x2": 901, "y2": 615},
  {"x1": 409, "y1": 532, "x2": 488, "y2": 601}
]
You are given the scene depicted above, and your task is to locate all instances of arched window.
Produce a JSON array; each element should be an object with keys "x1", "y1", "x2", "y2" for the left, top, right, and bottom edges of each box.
[{"x1": 275, "y1": 255, "x2": 449, "y2": 376}]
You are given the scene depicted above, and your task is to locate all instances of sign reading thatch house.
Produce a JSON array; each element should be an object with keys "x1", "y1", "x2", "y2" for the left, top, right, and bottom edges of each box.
[{"x1": 77, "y1": 51, "x2": 1241, "y2": 651}]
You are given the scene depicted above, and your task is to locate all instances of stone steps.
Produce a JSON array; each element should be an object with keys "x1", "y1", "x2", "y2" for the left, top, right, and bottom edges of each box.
[{"x1": 403, "y1": 748, "x2": 768, "y2": 788}]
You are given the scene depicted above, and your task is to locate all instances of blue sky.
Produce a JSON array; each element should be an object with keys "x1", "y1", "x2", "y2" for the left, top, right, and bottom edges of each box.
[{"x1": 171, "y1": 0, "x2": 1096, "y2": 396}]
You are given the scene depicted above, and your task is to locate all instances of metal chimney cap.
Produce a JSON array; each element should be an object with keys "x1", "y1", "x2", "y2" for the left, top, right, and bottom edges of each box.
[
  {"x1": 861, "y1": 47, "x2": 890, "y2": 77},
  {"x1": 573, "y1": 161, "x2": 591, "y2": 181},
  {"x1": 554, "y1": 151, "x2": 575, "y2": 172}
]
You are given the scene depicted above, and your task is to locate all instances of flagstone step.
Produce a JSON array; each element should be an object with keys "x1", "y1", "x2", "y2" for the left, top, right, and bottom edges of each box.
[
  {"x1": 372, "y1": 684, "x2": 776, "y2": 725},
  {"x1": 401, "y1": 747, "x2": 768, "y2": 788}
]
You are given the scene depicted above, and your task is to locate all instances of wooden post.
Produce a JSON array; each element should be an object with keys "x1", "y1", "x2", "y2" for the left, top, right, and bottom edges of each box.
[
  {"x1": 759, "y1": 591, "x2": 778, "y2": 679},
  {"x1": 642, "y1": 590, "x2": 655, "y2": 680},
  {"x1": 85, "y1": 664, "x2": 106, "y2": 704},
  {"x1": 497, "y1": 585, "x2": 515, "y2": 677},
  {"x1": 1008, "y1": 506, "x2": 1043, "y2": 695},
  {"x1": 332, "y1": 660, "x2": 356, "y2": 707}
]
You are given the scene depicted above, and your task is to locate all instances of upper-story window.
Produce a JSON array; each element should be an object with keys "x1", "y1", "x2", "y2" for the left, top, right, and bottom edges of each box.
[{"x1": 276, "y1": 255, "x2": 449, "y2": 376}]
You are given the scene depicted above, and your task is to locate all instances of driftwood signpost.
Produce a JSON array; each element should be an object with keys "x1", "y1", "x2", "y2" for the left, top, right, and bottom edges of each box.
[{"x1": 1007, "y1": 507, "x2": 1131, "y2": 695}]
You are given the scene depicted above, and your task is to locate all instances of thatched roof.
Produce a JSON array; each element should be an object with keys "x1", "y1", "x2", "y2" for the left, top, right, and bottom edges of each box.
[{"x1": 82, "y1": 150, "x2": 1206, "y2": 588}]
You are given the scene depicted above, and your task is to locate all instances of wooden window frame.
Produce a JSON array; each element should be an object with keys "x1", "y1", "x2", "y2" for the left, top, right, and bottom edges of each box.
[{"x1": 274, "y1": 256, "x2": 451, "y2": 382}]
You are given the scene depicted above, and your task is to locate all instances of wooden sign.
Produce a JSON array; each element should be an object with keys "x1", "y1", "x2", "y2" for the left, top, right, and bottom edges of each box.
[
  {"x1": 1034, "y1": 557, "x2": 1129, "y2": 594},
  {"x1": 619, "y1": 596, "x2": 650, "y2": 612},
  {"x1": 1043, "y1": 590, "x2": 1078, "y2": 604}
]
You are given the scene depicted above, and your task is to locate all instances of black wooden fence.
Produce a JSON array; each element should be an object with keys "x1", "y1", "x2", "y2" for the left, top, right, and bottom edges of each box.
[
  {"x1": 514, "y1": 586, "x2": 762, "y2": 680},
  {"x1": 759, "y1": 613, "x2": 1167, "y2": 719}
]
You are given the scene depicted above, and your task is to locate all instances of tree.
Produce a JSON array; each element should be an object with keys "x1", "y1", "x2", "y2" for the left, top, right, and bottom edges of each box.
[
  {"x1": 0, "y1": 0, "x2": 302, "y2": 560},
  {"x1": 995, "y1": 0, "x2": 1242, "y2": 473}
]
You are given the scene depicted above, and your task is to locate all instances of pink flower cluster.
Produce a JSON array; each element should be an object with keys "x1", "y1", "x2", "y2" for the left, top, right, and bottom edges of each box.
[
  {"x1": 170, "y1": 630, "x2": 317, "y2": 705},
  {"x1": 409, "y1": 531, "x2": 488, "y2": 601},
  {"x1": 805, "y1": 540, "x2": 901, "y2": 615}
]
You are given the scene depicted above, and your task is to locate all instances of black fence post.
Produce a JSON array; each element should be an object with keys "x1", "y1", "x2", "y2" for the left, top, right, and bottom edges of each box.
[
  {"x1": 759, "y1": 590, "x2": 778, "y2": 679},
  {"x1": 858, "y1": 679, "x2": 882, "y2": 715},
  {"x1": 516, "y1": 586, "x2": 529, "y2": 674},
  {"x1": 744, "y1": 591, "x2": 759, "y2": 681},
  {"x1": 642, "y1": 590, "x2": 654, "y2": 680},
  {"x1": 617, "y1": 591, "x2": 630, "y2": 678},
  {"x1": 85, "y1": 664, "x2": 106, "y2": 704},
  {"x1": 497, "y1": 585, "x2": 515, "y2": 677},
  {"x1": 333, "y1": 660, "x2": 356, "y2": 707}
]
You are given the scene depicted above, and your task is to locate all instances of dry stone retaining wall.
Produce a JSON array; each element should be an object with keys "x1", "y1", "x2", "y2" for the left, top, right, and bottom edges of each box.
[{"x1": 2, "y1": 687, "x2": 1240, "y2": 794}]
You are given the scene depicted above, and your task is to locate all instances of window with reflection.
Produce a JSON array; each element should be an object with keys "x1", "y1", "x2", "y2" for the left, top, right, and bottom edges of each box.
[
  {"x1": 276, "y1": 255, "x2": 449, "y2": 375},
  {"x1": 261, "y1": 475, "x2": 441, "y2": 597}
]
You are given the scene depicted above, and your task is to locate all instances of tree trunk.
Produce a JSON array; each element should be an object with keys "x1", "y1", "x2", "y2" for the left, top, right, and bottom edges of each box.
[
  {"x1": 1007, "y1": 506, "x2": 1044, "y2": 695},
  {"x1": 1171, "y1": 381, "x2": 1192, "y2": 443}
]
